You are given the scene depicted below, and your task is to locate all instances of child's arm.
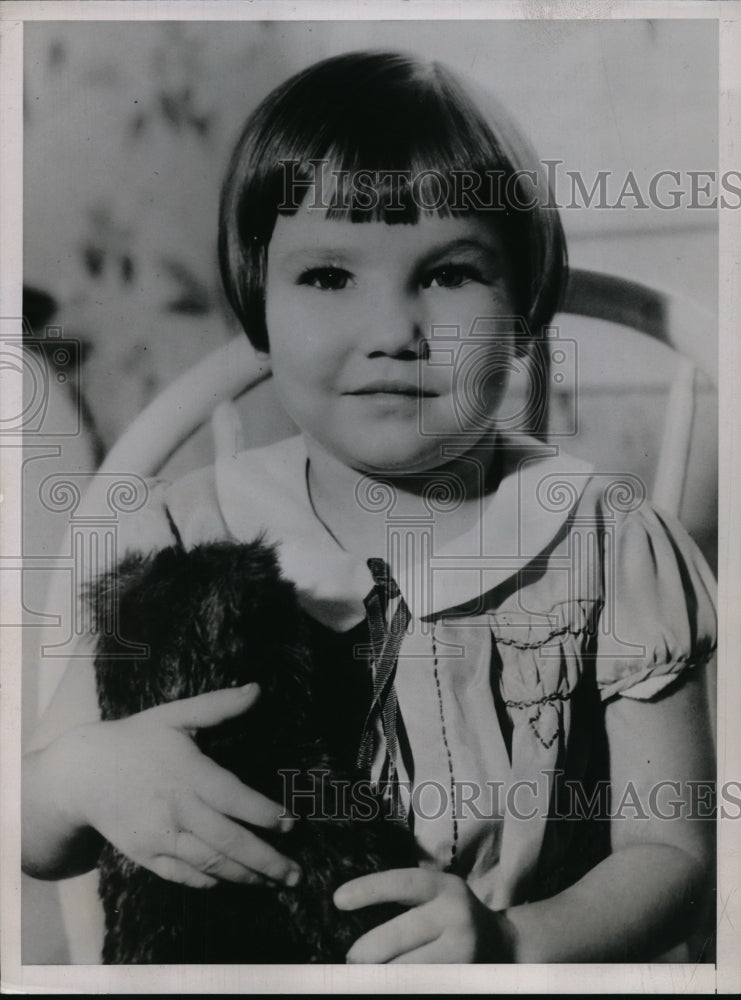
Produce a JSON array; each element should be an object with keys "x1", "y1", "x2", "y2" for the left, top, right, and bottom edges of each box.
[
  {"x1": 334, "y1": 668, "x2": 714, "y2": 962},
  {"x1": 22, "y1": 654, "x2": 301, "y2": 889},
  {"x1": 23, "y1": 653, "x2": 105, "y2": 878},
  {"x1": 494, "y1": 666, "x2": 714, "y2": 962}
]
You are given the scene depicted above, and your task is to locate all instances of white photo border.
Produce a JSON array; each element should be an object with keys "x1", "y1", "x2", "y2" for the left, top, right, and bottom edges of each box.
[{"x1": 1, "y1": 1, "x2": 738, "y2": 994}]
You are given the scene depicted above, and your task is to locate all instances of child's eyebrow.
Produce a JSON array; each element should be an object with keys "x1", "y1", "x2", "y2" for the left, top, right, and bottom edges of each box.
[
  {"x1": 419, "y1": 237, "x2": 503, "y2": 262},
  {"x1": 274, "y1": 237, "x2": 502, "y2": 269},
  {"x1": 276, "y1": 249, "x2": 351, "y2": 267}
]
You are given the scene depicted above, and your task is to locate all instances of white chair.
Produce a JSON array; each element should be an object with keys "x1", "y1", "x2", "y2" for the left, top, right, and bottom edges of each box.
[{"x1": 35, "y1": 268, "x2": 718, "y2": 963}]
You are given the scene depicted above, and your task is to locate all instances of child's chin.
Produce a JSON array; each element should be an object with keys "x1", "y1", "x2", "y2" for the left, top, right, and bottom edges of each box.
[{"x1": 344, "y1": 439, "x2": 473, "y2": 476}]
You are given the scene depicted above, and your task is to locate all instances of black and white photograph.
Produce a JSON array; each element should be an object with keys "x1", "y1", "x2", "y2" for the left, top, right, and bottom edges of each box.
[{"x1": 1, "y1": 1, "x2": 740, "y2": 993}]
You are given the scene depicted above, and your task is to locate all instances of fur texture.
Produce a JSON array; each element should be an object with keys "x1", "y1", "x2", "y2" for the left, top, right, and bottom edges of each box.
[{"x1": 88, "y1": 539, "x2": 416, "y2": 964}]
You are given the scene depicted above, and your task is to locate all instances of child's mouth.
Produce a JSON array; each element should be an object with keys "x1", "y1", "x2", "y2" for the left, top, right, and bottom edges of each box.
[{"x1": 347, "y1": 381, "x2": 439, "y2": 398}]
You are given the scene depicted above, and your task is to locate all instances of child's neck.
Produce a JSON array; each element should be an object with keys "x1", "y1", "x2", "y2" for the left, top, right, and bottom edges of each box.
[{"x1": 304, "y1": 437, "x2": 503, "y2": 559}]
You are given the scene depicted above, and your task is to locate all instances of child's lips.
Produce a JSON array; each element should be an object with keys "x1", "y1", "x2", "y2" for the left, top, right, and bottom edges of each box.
[{"x1": 346, "y1": 380, "x2": 439, "y2": 398}]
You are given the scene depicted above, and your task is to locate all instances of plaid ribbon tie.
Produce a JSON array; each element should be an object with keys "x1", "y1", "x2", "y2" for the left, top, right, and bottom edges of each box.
[{"x1": 356, "y1": 558, "x2": 411, "y2": 818}]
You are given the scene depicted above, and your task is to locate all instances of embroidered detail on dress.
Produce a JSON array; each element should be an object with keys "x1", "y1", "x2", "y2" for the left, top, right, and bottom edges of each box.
[
  {"x1": 503, "y1": 693, "x2": 567, "y2": 750},
  {"x1": 488, "y1": 598, "x2": 601, "y2": 650},
  {"x1": 526, "y1": 704, "x2": 560, "y2": 750},
  {"x1": 431, "y1": 624, "x2": 458, "y2": 873},
  {"x1": 502, "y1": 690, "x2": 571, "y2": 710}
]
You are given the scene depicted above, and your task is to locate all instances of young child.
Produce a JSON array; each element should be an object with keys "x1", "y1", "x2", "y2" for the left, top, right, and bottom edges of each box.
[{"x1": 23, "y1": 50, "x2": 716, "y2": 963}]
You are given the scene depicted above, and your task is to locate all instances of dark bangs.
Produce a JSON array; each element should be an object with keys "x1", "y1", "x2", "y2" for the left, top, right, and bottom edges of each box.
[{"x1": 219, "y1": 51, "x2": 567, "y2": 352}]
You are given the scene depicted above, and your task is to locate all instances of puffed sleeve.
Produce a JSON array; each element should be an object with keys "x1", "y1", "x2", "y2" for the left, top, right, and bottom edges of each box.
[
  {"x1": 113, "y1": 478, "x2": 177, "y2": 558},
  {"x1": 110, "y1": 464, "x2": 229, "y2": 561},
  {"x1": 78, "y1": 464, "x2": 228, "y2": 594},
  {"x1": 69, "y1": 478, "x2": 175, "y2": 599},
  {"x1": 595, "y1": 505, "x2": 717, "y2": 701}
]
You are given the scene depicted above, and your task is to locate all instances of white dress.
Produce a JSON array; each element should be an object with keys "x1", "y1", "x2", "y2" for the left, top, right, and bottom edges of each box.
[{"x1": 110, "y1": 432, "x2": 715, "y2": 912}]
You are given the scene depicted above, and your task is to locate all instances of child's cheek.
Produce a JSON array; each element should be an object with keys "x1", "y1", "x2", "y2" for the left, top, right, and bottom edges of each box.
[{"x1": 268, "y1": 289, "x2": 354, "y2": 357}]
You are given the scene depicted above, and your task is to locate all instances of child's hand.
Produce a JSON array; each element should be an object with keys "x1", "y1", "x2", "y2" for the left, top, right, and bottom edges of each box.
[
  {"x1": 333, "y1": 869, "x2": 511, "y2": 963},
  {"x1": 53, "y1": 684, "x2": 301, "y2": 890}
]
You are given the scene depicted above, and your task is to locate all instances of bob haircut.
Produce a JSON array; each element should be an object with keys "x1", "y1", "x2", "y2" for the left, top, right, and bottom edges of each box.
[{"x1": 219, "y1": 50, "x2": 567, "y2": 354}]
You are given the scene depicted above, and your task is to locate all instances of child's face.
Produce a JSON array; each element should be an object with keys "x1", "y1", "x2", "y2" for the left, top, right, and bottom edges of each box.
[{"x1": 264, "y1": 207, "x2": 517, "y2": 475}]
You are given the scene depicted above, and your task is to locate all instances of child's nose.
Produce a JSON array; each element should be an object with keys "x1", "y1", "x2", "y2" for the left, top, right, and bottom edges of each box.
[{"x1": 365, "y1": 289, "x2": 427, "y2": 360}]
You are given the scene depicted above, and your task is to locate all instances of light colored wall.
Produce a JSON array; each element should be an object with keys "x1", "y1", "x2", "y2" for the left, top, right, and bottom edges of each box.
[{"x1": 24, "y1": 19, "x2": 718, "y2": 438}]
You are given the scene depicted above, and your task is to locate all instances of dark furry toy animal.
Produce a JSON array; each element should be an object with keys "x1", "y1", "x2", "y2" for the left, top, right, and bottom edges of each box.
[{"x1": 87, "y1": 538, "x2": 417, "y2": 964}]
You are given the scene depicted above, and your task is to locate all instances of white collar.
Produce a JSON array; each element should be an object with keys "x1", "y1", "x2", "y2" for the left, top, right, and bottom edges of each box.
[{"x1": 215, "y1": 435, "x2": 593, "y2": 631}]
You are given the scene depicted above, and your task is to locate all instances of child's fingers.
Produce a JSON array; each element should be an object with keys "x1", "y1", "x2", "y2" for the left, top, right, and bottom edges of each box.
[
  {"x1": 345, "y1": 907, "x2": 439, "y2": 964},
  {"x1": 147, "y1": 855, "x2": 219, "y2": 890},
  {"x1": 334, "y1": 868, "x2": 440, "y2": 910},
  {"x1": 194, "y1": 755, "x2": 294, "y2": 833},
  {"x1": 181, "y1": 796, "x2": 301, "y2": 886},
  {"x1": 169, "y1": 831, "x2": 268, "y2": 886},
  {"x1": 388, "y1": 940, "x2": 447, "y2": 964},
  {"x1": 151, "y1": 684, "x2": 260, "y2": 731}
]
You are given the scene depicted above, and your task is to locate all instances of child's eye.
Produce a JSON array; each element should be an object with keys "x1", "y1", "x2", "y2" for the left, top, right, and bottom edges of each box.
[
  {"x1": 423, "y1": 265, "x2": 485, "y2": 289},
  {"x1": 297, "y1": 267, "x2": 353, "y2": 291}
]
